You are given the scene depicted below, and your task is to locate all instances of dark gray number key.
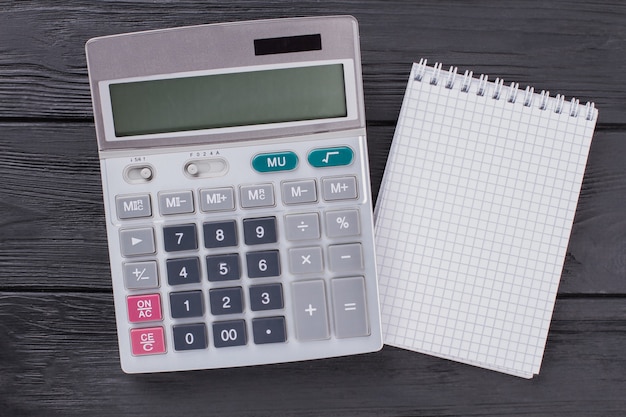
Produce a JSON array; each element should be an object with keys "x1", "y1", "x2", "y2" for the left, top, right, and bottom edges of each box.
[
  {"x1": 213, "y1": 320, "x2": 247, "y2": 348},
  {"x1": 209, "y1": 287, "x2": 244, "y2": 315},
  {"x1": 246, "y1": 250, "x2": 280, "y2": 278}
]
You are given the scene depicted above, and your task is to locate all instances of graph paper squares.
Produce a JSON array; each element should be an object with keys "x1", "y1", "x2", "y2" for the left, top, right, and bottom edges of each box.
[{"x1": 375, "y1": 62, "x2": 597, "y2": 377}]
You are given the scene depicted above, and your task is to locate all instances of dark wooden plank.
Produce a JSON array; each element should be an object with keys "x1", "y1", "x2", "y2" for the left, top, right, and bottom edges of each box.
[
  {"x1": 0, "y1": 122, "x2": 624, "y2": 294},
  {"x1": 0, "y1": 0, "x2": 624, "y2": 123},
  {"x1": 0, "y1": 293, "x2": 624, "y2": 416}
]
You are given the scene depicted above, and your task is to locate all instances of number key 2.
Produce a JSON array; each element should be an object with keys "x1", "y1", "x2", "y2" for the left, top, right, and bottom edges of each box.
[{"x1": 209, "y1": 287, "x2": 244, "y2": 315}]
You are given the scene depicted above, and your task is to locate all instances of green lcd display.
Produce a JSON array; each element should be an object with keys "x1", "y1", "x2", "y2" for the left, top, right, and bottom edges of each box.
[{"x1": 109, "y1": 64, "x2": 347, "y2": 137}]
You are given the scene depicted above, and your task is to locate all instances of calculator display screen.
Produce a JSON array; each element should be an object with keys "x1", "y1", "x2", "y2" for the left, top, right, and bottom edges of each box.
[{"x1": 108, "y1": 64, "x2": 347, "y2": 137}]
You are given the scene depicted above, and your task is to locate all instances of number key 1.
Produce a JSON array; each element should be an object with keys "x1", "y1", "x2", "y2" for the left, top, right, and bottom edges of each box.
[{"x1": 170, "y1": 290, "x2": 204, "y2": 318}]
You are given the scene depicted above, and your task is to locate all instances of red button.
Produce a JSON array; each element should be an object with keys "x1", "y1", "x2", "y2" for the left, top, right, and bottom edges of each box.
[
  {"x1": 130, "y1": 327, "x2": 166, "y2": 355},
  {"x1": 127, "y1": 293, "x2": 162, "y2": 323}
]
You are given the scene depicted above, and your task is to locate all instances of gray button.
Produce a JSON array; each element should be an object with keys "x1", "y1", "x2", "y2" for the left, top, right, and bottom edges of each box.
[
  {"x1": 282, "y1": 179, "x2": 317, "y2": 205},
  {"x1": 284, "y1": 213, "x2": 320, "y2": 241},
  {"x1": 328, "y1": 243, "x2": 363, "y2": 272},
  {"x1": 240, "y1": 184, "x2": 275, "y2": 208},
  {"x1": 292, "y1": 280, "x2": 330, "y2": 341},
  {"x1": 120, "y1": 228, "x2": 156, "y2": 257},
  {"x1": 159, "y1": 190, "x2": 194, "y2": 215},
  {"x1": 123, "y1": 261, "x2": 159, "y2": 289},
  {"x1": 322, "y1": 176, "x2": 358, "y2": 201},
  {"x1": 325, "y1": 209, "x2": 361, "y2": 238},
  {"x1": 199, "y1": 187, "x2": 235, "y2": 212},
  {"x1": 331, "y1": 277, "x2": 370, "y2": 338},
  {"x1": 116, "y1": 194, "x2": 151, "y2": 220},
  {"x1": 289, "y1": 247, "x2": 323, "y2": 274}
]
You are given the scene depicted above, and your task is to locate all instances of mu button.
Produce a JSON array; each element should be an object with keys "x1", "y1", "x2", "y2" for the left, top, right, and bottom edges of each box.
[{"x1": 252, "y1": 151, "x2": 298, "y2": 173}]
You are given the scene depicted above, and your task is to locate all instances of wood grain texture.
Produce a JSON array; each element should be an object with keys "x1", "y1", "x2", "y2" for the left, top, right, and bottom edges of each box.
[
  {"x1": 0, "y1": 0, "x2": 625, "y2": 123},
  {"x1": 0, "y1": 293, "x2": 625, "y2": 417}
]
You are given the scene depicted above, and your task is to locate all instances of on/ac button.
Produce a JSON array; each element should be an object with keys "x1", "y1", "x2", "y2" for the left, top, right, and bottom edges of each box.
[{"x1": 252, "y1": 151, "x2": 298, "y2": 173}]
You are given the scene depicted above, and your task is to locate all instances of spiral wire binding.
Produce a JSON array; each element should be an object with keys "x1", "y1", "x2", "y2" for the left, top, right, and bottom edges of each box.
[{"x1": 414, "y1": 59, "x2": 596, "y2": 121}]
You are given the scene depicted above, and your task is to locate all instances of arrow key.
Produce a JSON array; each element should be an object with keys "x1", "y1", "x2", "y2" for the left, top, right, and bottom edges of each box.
[{"x1": 120, "y1": 227, "x2": 156, "y2": 257}]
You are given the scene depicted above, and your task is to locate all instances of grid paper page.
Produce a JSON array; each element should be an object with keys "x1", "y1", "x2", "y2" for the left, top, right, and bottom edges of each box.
[{"x1": 375, "y1": 62, "x2": 597, "y2": 378}]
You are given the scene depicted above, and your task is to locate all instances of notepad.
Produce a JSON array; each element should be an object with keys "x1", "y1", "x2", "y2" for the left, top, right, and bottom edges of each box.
[{"x1": 374, "y1": 60, "x2": 597, "y2": 378}]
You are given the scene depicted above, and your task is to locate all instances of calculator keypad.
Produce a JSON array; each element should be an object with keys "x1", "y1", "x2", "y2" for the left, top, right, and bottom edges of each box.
[{"x1": 105, "y1": 136, "x2": 381, "y2": 372}]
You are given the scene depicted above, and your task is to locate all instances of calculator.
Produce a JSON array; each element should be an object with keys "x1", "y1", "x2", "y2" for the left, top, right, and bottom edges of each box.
[{"x1": 86, "y1": 16, "x2": 382, "y2": 373}]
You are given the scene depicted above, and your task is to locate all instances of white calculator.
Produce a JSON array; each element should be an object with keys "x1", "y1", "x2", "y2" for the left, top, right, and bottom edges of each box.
[{"x1": 86, "y1": 16, "x2": 382, "y2": 373}]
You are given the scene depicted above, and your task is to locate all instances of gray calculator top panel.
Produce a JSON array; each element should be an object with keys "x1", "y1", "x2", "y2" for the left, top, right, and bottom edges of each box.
[{"x1": 86, "y1": 16, "x2": 365, "y2": 152}]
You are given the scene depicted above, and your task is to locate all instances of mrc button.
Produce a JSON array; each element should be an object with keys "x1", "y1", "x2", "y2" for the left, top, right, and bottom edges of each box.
[
  {"x1": 116, "y1": 194, "x2": 152, "y2": 219},
  {"x1": 252, "y1": 151, "x2": 298, "y2": 172}
]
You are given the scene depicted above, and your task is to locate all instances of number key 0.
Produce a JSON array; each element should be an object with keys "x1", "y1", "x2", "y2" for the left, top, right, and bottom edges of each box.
[{"x1": 173, "y1": 323, "x2": 207, "y2": 351}]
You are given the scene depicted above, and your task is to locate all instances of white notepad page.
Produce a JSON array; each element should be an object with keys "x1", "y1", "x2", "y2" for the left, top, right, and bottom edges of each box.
[{"x1": 374, "y1": 60, "x2": 598, "y2": 378}]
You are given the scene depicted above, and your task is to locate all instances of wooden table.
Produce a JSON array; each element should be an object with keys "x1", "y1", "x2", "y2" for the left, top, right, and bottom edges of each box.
[{"x1": 1, "y1": 1, "x2": 625, "y2": 415}]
